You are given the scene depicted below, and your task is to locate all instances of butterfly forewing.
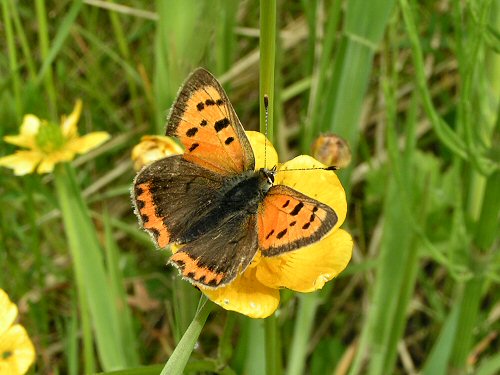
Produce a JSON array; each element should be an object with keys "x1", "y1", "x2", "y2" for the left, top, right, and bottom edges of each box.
[
  {"x1": 167, "y1": 68, "x2": 255, "y2": 175},
  {"x1": 258, "y1": 185, "x2": 338, "y2": 256},
  {"x1": 133, "y1": 155, "x2": 227, "y2": 248}
]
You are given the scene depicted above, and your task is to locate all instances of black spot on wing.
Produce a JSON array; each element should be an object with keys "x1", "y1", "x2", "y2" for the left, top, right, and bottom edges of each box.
[
  {"x1": 186, "y1": 127, "x2": 198, "y2": 137},
  {"x1": 277, "y1": 228, "x2": 288, "y2": 239},
  {"x1": 214, "y1": 118, "x2": 230, "y2": 132},
  {"x1": 197, "y1": 102, "x2": 204, "y2": 111},
  {"x1": 266, "y1": 230, "x2": 274, "y2": 240},
  {"x1": 200, "y1": 119, "x2": 207, "y2": 127},
  {"x1": 290, "y1": 202, "x2": 304, "y2": 216},
  {"x1": 225, "y1": 137, "x2": 234, "y2": 145},
  {"x1": 206, "y1": 279, "x2": 219, "y2": 287},
  {"x1": 189, "y1": 143, "x2": 199, "y2": 152}
]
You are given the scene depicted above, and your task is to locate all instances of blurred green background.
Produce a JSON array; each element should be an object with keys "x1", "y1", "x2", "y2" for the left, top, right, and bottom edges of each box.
[{"x1": 0, "y1": 0, "x2": 498, "y2": 374}]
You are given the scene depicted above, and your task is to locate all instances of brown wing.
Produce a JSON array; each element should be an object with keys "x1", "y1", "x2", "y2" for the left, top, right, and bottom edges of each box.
[
  {"x1": 133, "y1": 155, "x2": 227, "y2": 248},
  {"x1": 170, "y1": 214, "x2": 258, "y2": 288},
  {"x1": 257, "y1": 185, "x2": 338, "y2": 256},
  {"x1": 167, "y1": 68, "x2": 255, "y2": 175}
]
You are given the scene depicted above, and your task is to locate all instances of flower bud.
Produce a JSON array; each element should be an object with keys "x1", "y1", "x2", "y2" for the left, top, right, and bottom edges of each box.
[
  {"x1": 131, "y1": 135, "x2": 183, "y2": 171},
  {"x1": 311, "y1": 133, "x2": 352, "y2": 169}
]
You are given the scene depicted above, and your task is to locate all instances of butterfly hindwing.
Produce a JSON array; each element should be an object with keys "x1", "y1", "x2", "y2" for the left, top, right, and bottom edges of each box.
[
  {"x1": 258, "y1": 185, "x2": 338, "y2": 256},
  {"x1": 133, "y1": 155, "x2": 227, "y2": 248},
  {"x1": 167, "y1": 68, "x2": 255, "y2": 175},
  {"x1": 171, "y1": 213, "x2": 258, "y2": 288}
]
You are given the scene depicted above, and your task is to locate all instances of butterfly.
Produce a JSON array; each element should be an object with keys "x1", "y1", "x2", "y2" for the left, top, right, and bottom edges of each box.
[{"x1": 132, "y1": 68, "x2": 338, "y2": 288}]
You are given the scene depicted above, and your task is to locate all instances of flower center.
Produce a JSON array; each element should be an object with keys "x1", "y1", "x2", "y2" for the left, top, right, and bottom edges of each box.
[
  {"x1": 2, "y1": 350, "x2": 13, "y2": 360},
  {"x1": 35, "y1": 122, "x2": 66, "y2": 153}
]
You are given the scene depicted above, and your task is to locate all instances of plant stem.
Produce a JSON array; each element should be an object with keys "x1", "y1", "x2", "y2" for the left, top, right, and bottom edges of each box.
[
  {"x1": 265, "y1": 314, "x2": 281, "y2": 375},
  {"x1": 287, "y1": 294, "x2": 320, "y2": 375},
  {"x1": 34, "y1": 0, "x2": 57, "y2": 118},
  {"x1": 259, "y1": 0, "x2": 277, "y2": 145}
]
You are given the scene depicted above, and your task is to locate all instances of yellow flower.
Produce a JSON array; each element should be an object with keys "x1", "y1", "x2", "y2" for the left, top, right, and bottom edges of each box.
[
  {"x1": 0, "y1": 100, "x2": 110, "y2": 175},
  {"x1": 0, "y1": 289, "x2": 35, "y2": 375},
  {"x1": 196, "y1": 131, "x2": 352, "y2": 318},
  {"x1": 158, "y1": 131, "x2": 351, "y2": 318},
  {"x1": 131, "y1": 135, "x2": 183, "y2": 171}
]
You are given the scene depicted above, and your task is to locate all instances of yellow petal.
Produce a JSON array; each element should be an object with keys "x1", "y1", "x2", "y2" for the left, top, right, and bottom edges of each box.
[
  {"x1": 20, "y1": 115, "x2": 41, "y2": 137},
  {"x1": 245, "y1": 131, "x2": 278, "y2": 170},
  {"x1": 3, "y1": 135, "x2": 35, "y2": 150},
  {"x1": 256, "y1": 229, "x2": 353, "y2": 292},
  {"x1": 0, "y1": 151, "x2": 42, "y2": 176},
  {"x1": 3, "y1": 115, "x2": 41, "y2": 149},
  {"x1": 66, "y1": 132, "x2": 110, "y2": 155},
  {"x1": 36, "y1": 150, "x2": 74, "y2": 174},
  {"x1": 61, "y1": 99, "x2": 83, "y2": 138},
  {"x1": 200, "y1": 267, "x2": 280, "y2": 318},
  {"x1": 0, "y1": 289, "x2": 18, "y2": 337},
  {"x1": 0, "y1": 324, "x2": 36, "y2": 375},
  {"x1": 276, "y1": 155, "x2": 347, "y2": 228}
]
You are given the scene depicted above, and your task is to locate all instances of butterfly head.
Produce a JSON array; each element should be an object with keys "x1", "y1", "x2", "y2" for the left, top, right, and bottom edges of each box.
[{"x1": 259, "y1": 165, "x2": 277, "y2": 186}]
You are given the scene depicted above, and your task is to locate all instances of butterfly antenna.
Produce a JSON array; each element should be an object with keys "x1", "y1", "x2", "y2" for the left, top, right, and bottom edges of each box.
[
  {"x1": 264, "y1": 95, "x2": 269, "y2": 169},
  {"x1": 279, "y1": 166, "x2": 338, "y2": 172}
]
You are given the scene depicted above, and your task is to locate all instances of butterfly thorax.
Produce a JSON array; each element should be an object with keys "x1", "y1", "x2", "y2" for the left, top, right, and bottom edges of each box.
[{"x1": 178, "y1": 169, "x2": 273, "y2": 243}]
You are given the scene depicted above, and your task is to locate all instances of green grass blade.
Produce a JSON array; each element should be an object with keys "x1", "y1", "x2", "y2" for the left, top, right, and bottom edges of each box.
[
  {"x1": 319, "y1": 0, "x2": 396, "y2": 181},
  {"x1": 54, "y1": 163, "x2": 130, "y2": 370},
  {"x1": 400, "y1": 0, "x2": 467, "y2": 161},
  {"x1": 160, "y1": 296, "x2": 213, "y2": 375},
  {"x1": 265, "y1": 314, "x2": 281, "y2": 375},
  {"x1": 476, "y1": 354, "x2": 500, "y2": 375},
  {"x1": 103, "y1": 210, "x2": 140, "y2": 366},
  {"x1": 302, "y1": 0, "x2": 342, "y2": 152},
  {"x1": 286, "y1": 294, "x2": 320, "y2": 375},
  {"x1": 153, "y1": 0, "x2": 211, "y2": 133},
  {"x1": 2, "y1": 0, "x2": 23, "y2": 119},
  {"x1": 421, "y1": 304, "x2": 459, "y2": 375},
  {"x1": 214, "y1": 0, "x2": 238, "y2": 75},
  {"x1": 242, "y1": 319, "x2": 267, "y2": 375},
  {"x1": 8, "y1": 0, "x2": 36, "y2": 80},
  {"x1": 36, "y1": 0, "x2": 83, "y2": 87},
  {"x1": 98, "y1": 365, "x2": 164, "y2": 375}
]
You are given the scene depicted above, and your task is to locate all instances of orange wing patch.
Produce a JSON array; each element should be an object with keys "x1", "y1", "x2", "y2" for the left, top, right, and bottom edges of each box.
[
  {"x1": 134, "y1": 182, "x2": 171, "y2": 248},
  {"x1": 167, "y1": 68, "x2": 254, "y2": 175},
  {"x1": 171, "y1": 251, "x2": 224, "y2": 287},
  {"x1": 258, "y1": 185, "x2": 337, "y2": 256}
]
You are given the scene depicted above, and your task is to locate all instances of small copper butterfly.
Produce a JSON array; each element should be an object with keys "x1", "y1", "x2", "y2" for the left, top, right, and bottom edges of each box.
[{"x1": 133, "y1": 68, "x2": 338, "y2": 288}]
